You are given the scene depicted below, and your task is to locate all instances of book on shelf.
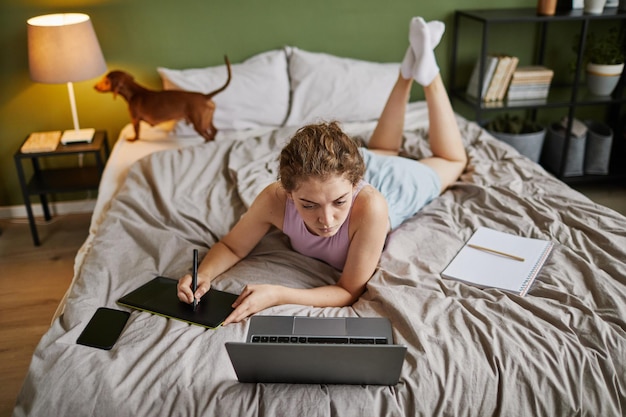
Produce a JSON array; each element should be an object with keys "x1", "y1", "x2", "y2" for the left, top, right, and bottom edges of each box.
[
  {"x1": 467, "y1": 54, "x2": 519, "y2": 102},
  {"x1": 484, "y1": 54, "x2": 517, "y2": 102},
  {"x1": 494, "y1": 55, "x2": 519, "y2": 102},
  {"x1": 508, "y1": 94, "x2": 550, "y2": 101},
  {"x1": 507, "y1": 83, "x2": 551, "y2": 100},
  {"x1": 509, "y1": 78, "x2": 553, "y2": 86},
  {"x1": 505, "y1": 97, "x2": 548, "y2": 106},
  {"x1": 466, "y1": 55, "x2": 499, "y2": 100},
  {"x1": 484, "y1": 55, "x2": 514, "y2": 102},
  {"x1": 510, "y1": 66, "x2": 554, "y2": 82},
  {"x1": 441, "y1": 227, "x2": 554, "y2": 296},
  {"x1": 506, "y1": 66, "x2": 554, "y2": 101},
  {"x1": 20, "y1": 131, "x2": 61, "y2": 153},
  {"x1": 510, "y1": 75, "x2": 554, "y2": 84}
]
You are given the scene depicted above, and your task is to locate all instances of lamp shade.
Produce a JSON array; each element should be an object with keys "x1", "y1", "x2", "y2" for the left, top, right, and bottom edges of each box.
[{"x1": 27, "y1": 13, "x2": 107, "y2": 84}]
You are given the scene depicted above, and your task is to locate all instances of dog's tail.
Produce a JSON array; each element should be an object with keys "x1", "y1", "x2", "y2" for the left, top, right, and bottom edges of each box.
[{"x1": 204, "y1": 55, "x2": 232, "y2": 100}]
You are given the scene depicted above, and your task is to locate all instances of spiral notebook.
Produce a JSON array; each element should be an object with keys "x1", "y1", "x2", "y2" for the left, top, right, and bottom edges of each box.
[{"x1": 441, "y1": 227, "x2": 553, "y2": 296}]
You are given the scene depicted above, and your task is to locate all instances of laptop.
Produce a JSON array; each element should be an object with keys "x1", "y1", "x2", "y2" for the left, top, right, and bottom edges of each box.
[{"x1": 225, "y1": 316, "x2": 406, "y2": 385}]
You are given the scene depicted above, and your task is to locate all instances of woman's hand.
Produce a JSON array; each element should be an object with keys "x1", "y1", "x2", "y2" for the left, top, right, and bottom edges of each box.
[
  {"x1": 177, "y1": 273, "x2": 211, "y2": 304},
  {"x1": 222, "y1": 284, "x2": 282, "y2": 325}
]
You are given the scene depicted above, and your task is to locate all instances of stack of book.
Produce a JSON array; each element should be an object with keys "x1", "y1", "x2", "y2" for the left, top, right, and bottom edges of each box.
[
  {"x1": 506, "y1": 66, "x2": 554, "y2": 101},
  {"x1": 466, "y1": 54, "x2": 519, "y2": 102},
  {"x1": 20, "y1": 131, "x2": 61, "y2": 153}
]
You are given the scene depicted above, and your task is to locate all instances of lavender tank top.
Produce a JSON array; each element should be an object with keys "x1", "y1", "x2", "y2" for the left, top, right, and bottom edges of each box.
[{"x1": 282, "y1": 181, "x2": 367, "y2": 270}]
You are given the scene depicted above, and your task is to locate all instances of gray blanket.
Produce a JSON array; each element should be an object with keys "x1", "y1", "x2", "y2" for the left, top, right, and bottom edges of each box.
[{"x1": 14, "y1": 118, "x2": 626, "y2": 416}]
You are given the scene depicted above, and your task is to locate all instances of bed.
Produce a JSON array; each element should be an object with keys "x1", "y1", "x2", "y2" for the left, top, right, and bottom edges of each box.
[{"x1": 14, "y1": 47, "x2": 626, "y2": 417}]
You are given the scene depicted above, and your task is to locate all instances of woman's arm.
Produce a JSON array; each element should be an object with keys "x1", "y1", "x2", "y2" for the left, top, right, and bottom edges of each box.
[
  {"x1": 222, "y1": 187, "x2": 389, "y2": 324},
  {"x1": 177, "y1": 182, "x2": 284, "y2": 303},
  {"x1": 336, "y1": 186, "x2": 389, "y2": 301}
]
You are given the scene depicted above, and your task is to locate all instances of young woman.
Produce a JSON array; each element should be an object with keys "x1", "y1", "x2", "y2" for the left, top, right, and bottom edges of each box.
[{"x1": 177, "y1": 16, "x2": 467, "y2": 324}]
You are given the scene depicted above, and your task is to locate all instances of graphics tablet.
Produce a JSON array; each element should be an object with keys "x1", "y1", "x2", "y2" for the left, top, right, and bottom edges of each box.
[{"x1": 117, "y1": 276, "x2": 238, "y2": 328}]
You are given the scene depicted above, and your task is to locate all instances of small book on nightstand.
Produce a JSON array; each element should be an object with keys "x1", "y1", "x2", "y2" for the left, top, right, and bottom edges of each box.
[
  {"x1": 441, "y1": 227, "x2": 554, "y2": 296},
  {"x1": 21, "y1": 131, "x2": 62, "y2": 153}
]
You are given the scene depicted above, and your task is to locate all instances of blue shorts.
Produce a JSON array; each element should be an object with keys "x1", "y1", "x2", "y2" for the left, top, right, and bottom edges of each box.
[{"x1": 360, "y1": 148, "x2": 441, "y2": 229}]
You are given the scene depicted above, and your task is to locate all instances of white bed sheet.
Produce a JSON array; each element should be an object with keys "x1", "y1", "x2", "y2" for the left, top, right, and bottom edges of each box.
[
  {"x1": 56, "y1": 102, "x2": 429, "y2": 321},
  {"x1": 19, "y1": 102, "x2": 625, "y2": 417}
]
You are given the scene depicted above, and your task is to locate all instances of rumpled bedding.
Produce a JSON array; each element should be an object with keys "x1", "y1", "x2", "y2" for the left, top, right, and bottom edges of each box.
[{"x1": 14, "y1": 112, "x2": 626, "y2": 417}]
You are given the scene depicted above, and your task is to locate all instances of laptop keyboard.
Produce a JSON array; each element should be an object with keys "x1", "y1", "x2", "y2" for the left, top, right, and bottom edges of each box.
[{"x1": 251, "y1": 335, "x2": 388, "y2": 345}]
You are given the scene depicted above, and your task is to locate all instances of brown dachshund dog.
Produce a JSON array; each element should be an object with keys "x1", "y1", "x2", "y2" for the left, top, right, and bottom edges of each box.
[{"x1": 95, "y1": 56, "x2": 231, "y2": 142}]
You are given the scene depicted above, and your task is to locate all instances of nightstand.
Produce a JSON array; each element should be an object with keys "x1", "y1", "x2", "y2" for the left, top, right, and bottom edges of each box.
[{"x1": 14, "y1": 130, "x2": 109, "y2": 246}]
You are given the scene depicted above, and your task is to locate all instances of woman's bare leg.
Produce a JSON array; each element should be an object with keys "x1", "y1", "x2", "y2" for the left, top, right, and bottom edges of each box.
[
  {"x1": 419, "y1": 74, "x2": 467, "y2": 190},
  {"x1": 369, "y1": 17, "x2": 444, "y2": 154},
  {"x1": 369, "y1": 16, "x2": 467, "y2": 189},
  {"x1": 368, "y1": 75, "x2": 412, "y2": 154}
]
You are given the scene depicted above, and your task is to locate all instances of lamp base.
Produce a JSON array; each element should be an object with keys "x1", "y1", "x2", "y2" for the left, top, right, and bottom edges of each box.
[{"x1": 61, "y1": 128, "x2": 95, "y2": 144}]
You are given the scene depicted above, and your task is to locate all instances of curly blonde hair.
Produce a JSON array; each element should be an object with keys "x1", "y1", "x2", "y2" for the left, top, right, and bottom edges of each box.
[{"x1": 279, "y1": 122, "x2": 365, "y2": 192}]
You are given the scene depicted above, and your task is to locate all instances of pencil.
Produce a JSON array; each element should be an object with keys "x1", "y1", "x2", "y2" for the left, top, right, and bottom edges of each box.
[
  {"x1": 468, "y1": 244, "x2": 525, "y2": 262},
  {"x1": 192, "y1": 249, "x2": 198, "y2": 312}
]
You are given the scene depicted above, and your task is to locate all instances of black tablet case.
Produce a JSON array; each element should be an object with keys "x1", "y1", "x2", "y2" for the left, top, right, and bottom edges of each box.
[{"x1": 117, "y1": 276, "x2": 238, "y2": 328}]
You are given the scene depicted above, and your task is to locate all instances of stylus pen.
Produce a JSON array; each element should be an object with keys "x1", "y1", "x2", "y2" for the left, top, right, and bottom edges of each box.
[{"x1": 192, "y1": 249, "x2": 198, "y2": 311}]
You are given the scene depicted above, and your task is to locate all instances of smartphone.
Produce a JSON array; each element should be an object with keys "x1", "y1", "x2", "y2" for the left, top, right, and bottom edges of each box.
[{"x1": 77, "y1": 307, "x2": 130, "y2": 350}]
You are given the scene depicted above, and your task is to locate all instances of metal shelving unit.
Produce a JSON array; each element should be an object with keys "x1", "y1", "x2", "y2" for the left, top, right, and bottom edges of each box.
[{"x1": 449, "y1": 7, "x2": 626, "y2": 183}]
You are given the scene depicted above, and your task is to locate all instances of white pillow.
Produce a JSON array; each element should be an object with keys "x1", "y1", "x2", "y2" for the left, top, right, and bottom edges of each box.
[
  {"x1": 284, "y1": 47, "x2": 400, "y2": 126},
  {"x1": 157, "y1": 49, "x2": 290, "y2": 132}
]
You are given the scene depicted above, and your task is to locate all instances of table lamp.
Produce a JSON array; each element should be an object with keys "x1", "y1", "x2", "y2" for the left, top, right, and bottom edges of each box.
[{"x1": 27, "y1": 13, "x2": 107, "y2": 144}]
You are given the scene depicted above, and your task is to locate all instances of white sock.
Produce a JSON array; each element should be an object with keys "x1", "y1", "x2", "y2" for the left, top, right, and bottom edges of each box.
[
  {"x1": 400, "y1": 47, "x2": 415, "y2": 80},
  {"x1": 400, "y1": 19, "x2": 444, "y2": 80},
  {"x1": 404, "y1": 17, "x2": 445, "y2": 85}
]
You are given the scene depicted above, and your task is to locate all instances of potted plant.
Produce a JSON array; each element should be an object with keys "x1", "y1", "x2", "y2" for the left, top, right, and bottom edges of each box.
[
  {"x1": 485, "y1": 114, "x2": 546, "y2": 163},
  {"x1": 575, "y1": 26, "x2": 625, "y2": 95}
]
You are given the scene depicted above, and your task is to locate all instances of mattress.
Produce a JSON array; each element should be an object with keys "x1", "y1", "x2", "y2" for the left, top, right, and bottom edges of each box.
[{"x1": 15, "y1": 103, "x2": 626, "y2": 417}]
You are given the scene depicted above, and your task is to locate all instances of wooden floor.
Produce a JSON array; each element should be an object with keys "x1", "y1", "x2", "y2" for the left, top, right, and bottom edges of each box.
[
  {"x1": 0, "y1": 213, "x2": 90, "y2": 417},
  {"x1": 571, "y1": 182, "x2": 626, "y2": 216},
  {"x1": 0, "y1": 183, "x2": 624, "y2": 416}
]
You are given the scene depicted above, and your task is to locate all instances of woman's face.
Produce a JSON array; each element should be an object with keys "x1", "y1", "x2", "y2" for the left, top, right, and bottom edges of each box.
[{"x1": 288, "y1": 174, "x2": 354, "y2": 237}]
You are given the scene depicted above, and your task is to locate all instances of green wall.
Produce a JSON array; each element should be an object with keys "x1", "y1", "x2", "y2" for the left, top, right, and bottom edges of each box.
[{"x1": 0, "y1": 0, "x2": 535, "y2": 207}]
